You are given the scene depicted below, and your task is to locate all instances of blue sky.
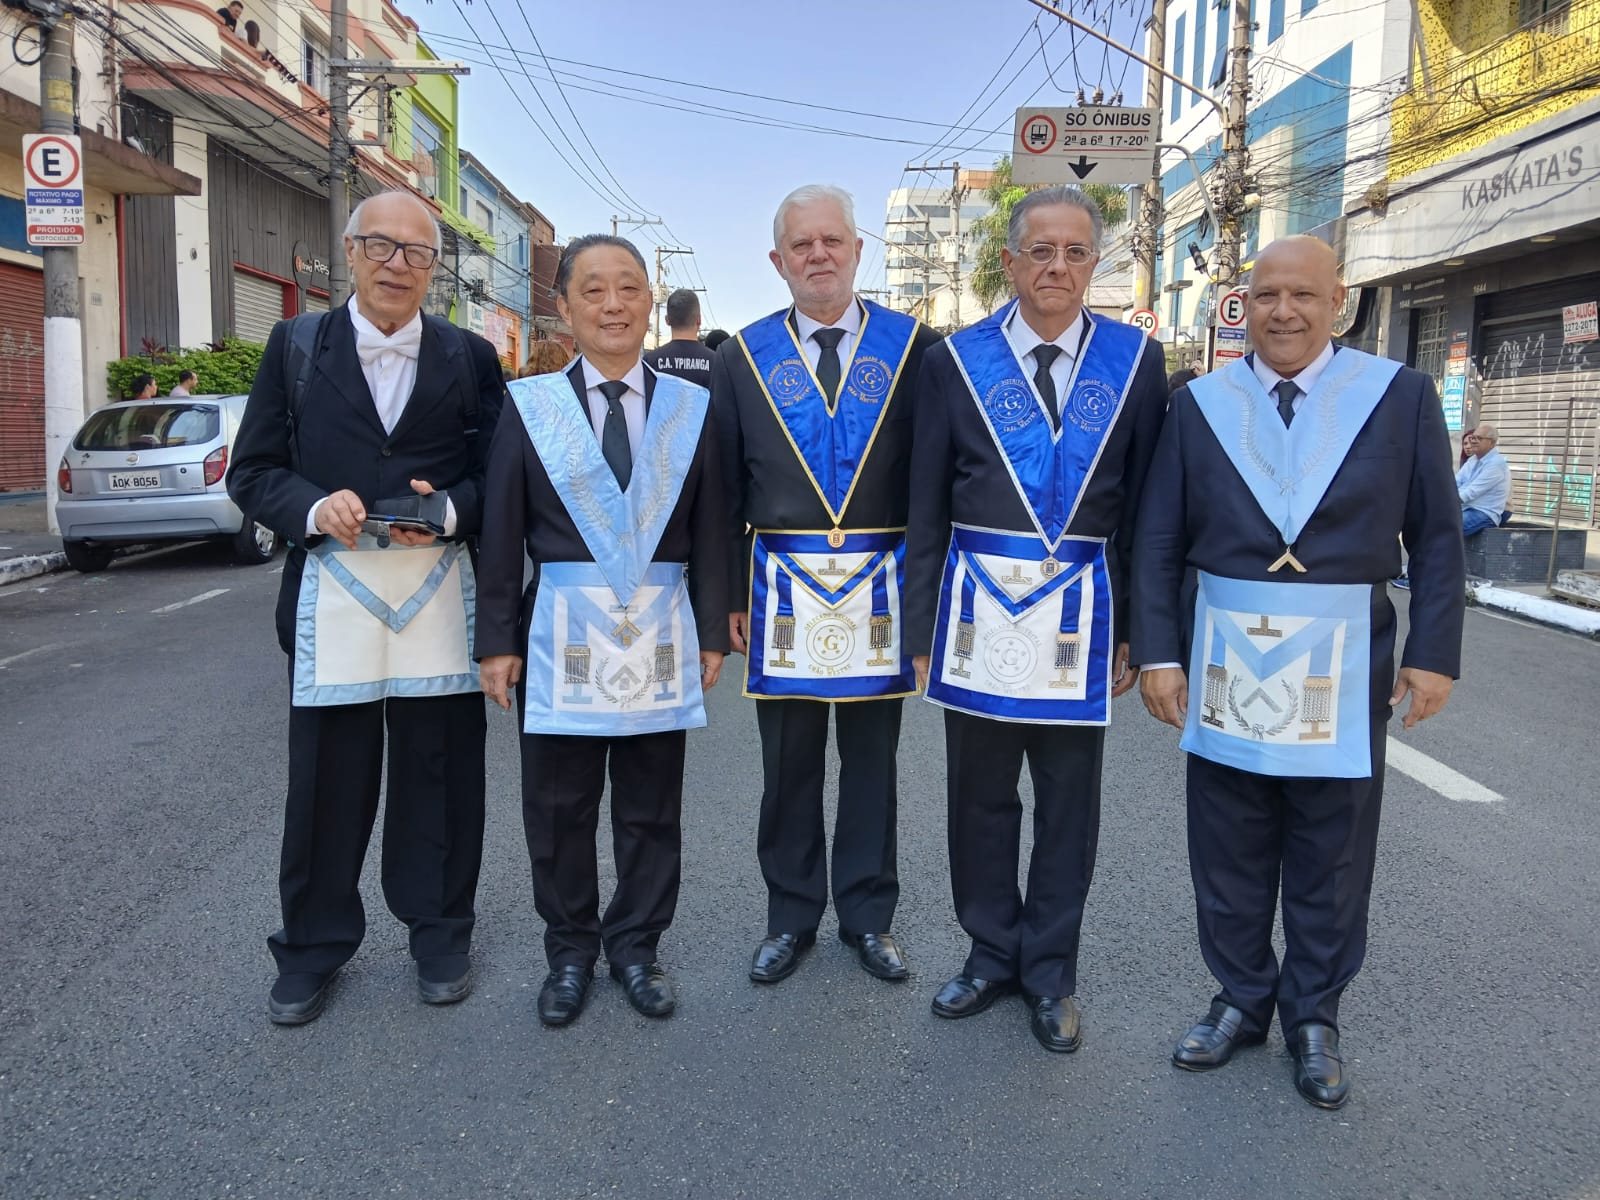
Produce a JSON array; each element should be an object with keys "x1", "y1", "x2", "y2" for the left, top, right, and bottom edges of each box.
[{"x1": 413, "y1": 0, "x2": 1151, "y2": 331}]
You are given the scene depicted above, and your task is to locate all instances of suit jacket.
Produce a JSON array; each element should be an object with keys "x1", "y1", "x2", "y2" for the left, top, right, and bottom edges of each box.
[
  {"x1": 1128, "y1": 355, "x2": 1465, "y2": 709},
  {"x1": 710, "y1": 306, "x2": 944, "y2": 602},
  {"x1": 902, "y1": 327, "x2": 1169, "y2": 654},
  {"x1": 228, "y1": 303, "x2": 505, "y2": 653},
  {"x1": 474, "y1": 362, "x2": 730, "y2": 663}
]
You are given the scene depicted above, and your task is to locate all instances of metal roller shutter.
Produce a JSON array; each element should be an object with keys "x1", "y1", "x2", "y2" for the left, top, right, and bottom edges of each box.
[
  {"x1": 234, "y1": 270, "x2": 285, "y2": 344},
  {"x1": 1476, "y1": 274, "x2": 1600, "y2": 529},
  {"x1": 0, "y1": 261, "x2": 46, "y2": 492},
  {"x1": 303, "y1": 292, "x2": 329, "y2": 314}
]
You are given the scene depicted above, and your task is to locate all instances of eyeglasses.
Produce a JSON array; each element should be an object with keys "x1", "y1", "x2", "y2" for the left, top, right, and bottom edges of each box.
[
  {"x1": 1021, "y1": 242, "x2": 1096, "y2": 266},
  {"x1": 351, "y1": 235, "x2": 439, "y2": 270}
]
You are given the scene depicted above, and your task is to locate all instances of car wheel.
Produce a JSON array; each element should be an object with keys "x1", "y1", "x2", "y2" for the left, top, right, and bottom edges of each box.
[
  {"x1": 232, "y1": 519, "x2": 278, "y2": 565},
  {"x1": 63, "y1": 540, "x2": 114, "y2": 573}
]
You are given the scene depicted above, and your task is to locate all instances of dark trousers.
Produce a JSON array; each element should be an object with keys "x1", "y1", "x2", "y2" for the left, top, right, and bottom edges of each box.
[
  {"x1": 519, "y1": 728, "x2": 686, "y2": 971},
  {"x1": 944, "y1": 710, "x2": 1104, "y2": 998},
  {"x1": 754, "y1": 697, "x2": 902, "y2": 935},
  {"x1": 1186, "y1": 717, "x2": 1388, "y2": 1038},
  {"x1": 269, "y1": 692, "x2": 487, "y2": 977}
]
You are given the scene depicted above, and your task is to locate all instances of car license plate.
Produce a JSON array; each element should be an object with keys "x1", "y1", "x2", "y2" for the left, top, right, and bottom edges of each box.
[{"x1": 108, "y1": 471, "x2": 162, "y2": 491}]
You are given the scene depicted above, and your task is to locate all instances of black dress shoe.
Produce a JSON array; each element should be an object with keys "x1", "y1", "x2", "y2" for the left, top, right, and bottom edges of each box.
[
  {"x1": 1291, "y1": 1023, "x2": 1350, "y2": 1109},
  {"x1": 268, "y1": 971, "x2": 334, "y2": 1026},
  {"x1": 417, "y1": 954, "x2": 472, "y2": 1006},
  {"x1": 748, "y1": 931, "x2": 817, "y2": 984},
  {"x1": 1172, "y1": 999, "x2": 1267, "y2": 1071},
  {"x1": 610, "y1": 961, "x2": 675, "y2": 1017},
  {"x1": 839, "y1": 930, "x2": 909, "y2": 981},
  {"x1": 930, "y1": 972, "x2": 1017, "y2": 1019},
  {"x1": 537, "y1": 964, "x2": 594, "y2": 1027},
  {"x1": 1025, "y1": 993, "x2": 1082, "y2": 1053}
]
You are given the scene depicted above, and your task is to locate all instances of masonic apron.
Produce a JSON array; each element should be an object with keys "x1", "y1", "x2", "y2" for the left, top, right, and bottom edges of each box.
[
  {"x1": 293, "y1": 537, "x2": 478, "y2": 707},
  {"x1": 510, "y1": 369, "x2": 709, "y2": 737},
  {"x1": 927, "y1": 303, "x2": 1142, "y2": 724},
  {"x1": 736, "y1": 300, "x2": 921, "y2": 700},
  {"x1": 1181, "y1": 350, "x2": 1403, "y2": 779}
]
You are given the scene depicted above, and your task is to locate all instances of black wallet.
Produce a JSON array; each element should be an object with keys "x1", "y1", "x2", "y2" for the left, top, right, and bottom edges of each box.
[{"x1": 362, "y1": 491, "x2": 448, "y2": 537}]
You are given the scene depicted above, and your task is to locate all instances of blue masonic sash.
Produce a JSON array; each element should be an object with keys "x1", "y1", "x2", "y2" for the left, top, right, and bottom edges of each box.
[
  {"x1": 509, "y1": 367, "x2": 708, "y2": 735},
  {"x1": 293, "y1": 537, "x2": 478, "y2": 706},
  {"x1": 1182, "y1": 572, "x2": 1373, "y2": 778},
  {"x1": 734, "y1": 299, "x2": 918, "y2": 527},
  {"x1": 745, "y1": 528, "x2": 915, "y2": 700}
]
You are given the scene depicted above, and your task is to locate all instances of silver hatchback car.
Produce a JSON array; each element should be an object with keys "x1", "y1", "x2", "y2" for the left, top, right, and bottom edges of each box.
[{"x1": 55, "y1": 394, "x2": 278, "y2": 572}]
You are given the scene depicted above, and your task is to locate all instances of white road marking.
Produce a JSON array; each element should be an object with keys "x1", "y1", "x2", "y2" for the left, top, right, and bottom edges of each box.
[
  {"x1": 1386, "y1": 738, "x2": 1503, "y2": 803},
  {"x1": 0, "y1": 643, "x2": 64, "y2": 669},
  {"x1": 151, "y1": 588, "x2": 229, "y2": 614}
]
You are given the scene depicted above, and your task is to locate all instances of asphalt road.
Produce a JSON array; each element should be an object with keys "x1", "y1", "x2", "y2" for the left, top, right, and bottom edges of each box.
[{"x1": 1, "y1": 545, "x2": 1597, "y2": 1199}]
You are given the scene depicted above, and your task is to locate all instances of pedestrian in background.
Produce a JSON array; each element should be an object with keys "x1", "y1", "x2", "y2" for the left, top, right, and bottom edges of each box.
[
  {"x1": 645, "y1": 289, "x2": 715, "y2": 388},
  {"x1": 517, "y1": 339, "x2": 573, "y2": 378},
  {"x1": 127, "y1": 374, "x2": 157, "y2": 401},
  {"x1": 170, "y1": 370, "x2": 197, "y2": 398}
]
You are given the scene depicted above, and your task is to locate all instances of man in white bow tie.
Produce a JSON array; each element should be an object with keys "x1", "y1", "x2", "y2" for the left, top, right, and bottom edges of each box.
[{"x1": 231, "y1": 190, "x2": 505, "y2": 1026}]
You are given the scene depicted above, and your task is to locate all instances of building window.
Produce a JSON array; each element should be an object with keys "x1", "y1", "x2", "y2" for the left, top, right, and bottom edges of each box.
[
  {"x1": 473, "y1": 200, "x2": 494, "y2": 237},
  {"x1": 1411, "y1": 304, "x2": 1449, "y2": 383},
  {"x1": 459, "y1": 185, "x2": 468, "y2": 212},
  {"x1": 1192, "y1": 0, "x2": 1207, "y2": 91},
  {"x1": 1212, "y1": 0, "x2": 1230, "y2": 88},
  {"x1": 412, "y1": 108, "x2": 446, "y2": 199},
  {"x1": 301, "y1": 31, "x2": 328, "y2": 95},
  {"x1": 1171, "y1": 15, "x2": 1187, "y2": 119},
  {"x1": 1519, "y1": 0, "x2": 1569, "y2": 32},
  {"x1": 1268, "y1": 0, "x2": 1285, "y2": 41}
]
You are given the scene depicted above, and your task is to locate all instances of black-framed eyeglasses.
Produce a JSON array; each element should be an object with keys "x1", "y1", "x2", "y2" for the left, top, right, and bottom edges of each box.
[
  {"x1": 1022, "y1": 242, "x2": 1095, "y2": 266},
  {"x1": 351, "y1": 235, "x2": 439, "y2": 269}
]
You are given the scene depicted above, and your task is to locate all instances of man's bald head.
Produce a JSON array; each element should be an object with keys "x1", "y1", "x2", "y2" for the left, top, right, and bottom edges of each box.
[{"x1": 1246, "y1": 235, "x2": 1346, "y2": 378}]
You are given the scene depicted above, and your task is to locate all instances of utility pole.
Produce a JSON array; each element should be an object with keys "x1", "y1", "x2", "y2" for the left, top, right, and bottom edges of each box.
[
  {"x1": 652, "y1": 246, "x2": 691, "y2": 349},
  {"x1": 613, "y1": 214, "x2": 664, "y2": 238},
  {"x1": 1214, "y1": 0, "x2": 1254, "y2": 287},
  {"x1": 907, "y1": 162, "x2": 966, "y2": 326},
  {"x1": 39, "y1": 9, "x2": 80, "y2": 536},
  {"x1": 1134, "y1": 0, "x2": 1168, "y2": 312},
  {"x1": 885, "y1": 216, "x2": 936, "y2": 325},
  {"x1": 328, "y1": 0, "x2": 350, "y2": 304}
]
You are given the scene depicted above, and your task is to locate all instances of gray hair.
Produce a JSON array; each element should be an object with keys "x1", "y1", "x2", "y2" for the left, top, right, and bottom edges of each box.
[
  {"x1": 772, "y1": 184, "x2": 856, "y2": 250},
  {"x1": 554, "y1": 233, "x2": 649, "y2": 298},
  {"x1": 344, "y1": 190, "x2": 443, "y2": 253},
  {"x1": 1006, "y1": 186, "x2": 1106, "y2": 254},
  {"x1": 1474, "y1": 422, "x2": 1500, "y2": 444}
]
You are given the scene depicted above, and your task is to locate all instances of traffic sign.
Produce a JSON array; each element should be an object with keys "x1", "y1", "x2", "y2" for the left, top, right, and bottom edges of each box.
[
  {"x1": 1012, "y1": 106, "x2": 1158, "y2": 186},
  {"x1": 23, "y1": 133, "x2": 85, "y2": 246},
  {"x1": 1129, "y1": 308, "x2": 1158, "y2": 334},
  {"x1": 1213, "y1": 325, "x2": 1248, "y2": 368},
  {"x1": 1218, "y1": 288, "x2": 1249, "y2": 328}
]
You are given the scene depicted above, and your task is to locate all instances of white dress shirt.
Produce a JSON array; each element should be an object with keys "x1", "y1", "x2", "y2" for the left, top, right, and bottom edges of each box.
[
  {"x1": 1250, "y1": 341, "x2": 1336, "y2": 414},
  {"x1": 793, "y1": 299, "x2": 865, "y2": 373},
  {"x1": 1005, "y1": 306, "x2": 1087, "y2": 403},
  {"x1": 1457, "y1": 446, "x2": 1511, "y2": 519},
  {"x1": 578, "y1": 356, "x2": 650, "y2": 462}
]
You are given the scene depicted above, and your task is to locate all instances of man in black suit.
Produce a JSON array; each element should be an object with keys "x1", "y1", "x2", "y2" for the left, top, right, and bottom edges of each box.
[
  {"x1": 230, "y1": 189, "x2": 504, "y2": 1025},
  {"x1": 904, "y1": 186, "x2": 1167, "y2": 1054},
  {"x1": 713, "y1": 184, "x2": 942, "y2": 986},
  {"x1": 645, "y1": 289, "x2": 714, "y2": 388},
  {"x1": 477, "y1": 235, "x2": 728, "y2": 1027},
  {"x1": 1131, "y1": 235, "x2": 1465, "y2": 1109}
]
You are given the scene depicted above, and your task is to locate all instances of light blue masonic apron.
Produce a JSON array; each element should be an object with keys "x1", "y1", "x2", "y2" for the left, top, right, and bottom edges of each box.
[
  {"x1": 735, "y1": 299, "x2": 921, "y2": 699},
  {"x1": 293, "y1": 537, "x2": 478, "y2": 706},
  {"x1": 1180, "y1": 349, "x2": 1403, "y2": 778},
  {"x1": 926, "y1": 303, "x2": 1143, "y2": 724},
  {"x1": 509, "y1": 367, "x2": 709, "y2": 737}
]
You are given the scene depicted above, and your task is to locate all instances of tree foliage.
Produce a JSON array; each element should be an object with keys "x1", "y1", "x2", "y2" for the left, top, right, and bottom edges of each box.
[
  {"x1": 969, "y1": 157, "x2": 1129, "y2": 312},
  {"x1": 105, "y1": 338, "x2": 267, "y2": 400}
]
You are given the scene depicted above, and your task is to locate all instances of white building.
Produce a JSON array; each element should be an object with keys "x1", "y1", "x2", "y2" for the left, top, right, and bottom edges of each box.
[{"x1": 882, "y1": 172, "x2": 995, "y2": 331}]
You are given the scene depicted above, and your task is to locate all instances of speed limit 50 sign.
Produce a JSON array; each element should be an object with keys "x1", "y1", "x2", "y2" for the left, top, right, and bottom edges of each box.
[{"x1": 1129, "y1": 308, "x2": 1158, "y2": 334}]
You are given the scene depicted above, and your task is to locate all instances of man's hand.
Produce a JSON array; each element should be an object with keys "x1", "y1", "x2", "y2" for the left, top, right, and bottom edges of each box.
[
  {"x1": 729, "y1": 611, "x2": 749, "y2": 655},
  {"x1": 913, "y1": 655, "x2": 930, "y2": 691},
  {"x1": 388, "y1": 478, "x2": 439, "y2": 547},
  {"x1": 480, "y1": 654, "x2": 523, "y2": 711},
  {"x1": 1389, "y1": 667, "x2": 1453, "y2": 730},
  {"x1": 700, "y1": 651, "x2": 724, "y2": 690},
  {"x1": 1140, "y1": 666, "x2": 1188, "y2": 729},
  {"x1": 1110, "y1": 642, "x2": 1140, "y2": 698},
  {"x1": 314, "y1": 489, "x2": 367, "y2": 550}
]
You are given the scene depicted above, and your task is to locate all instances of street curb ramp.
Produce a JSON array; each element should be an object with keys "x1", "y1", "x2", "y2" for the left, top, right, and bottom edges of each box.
[{"x1": 0, "y1": 552, "x2": 68, "y2": 587}]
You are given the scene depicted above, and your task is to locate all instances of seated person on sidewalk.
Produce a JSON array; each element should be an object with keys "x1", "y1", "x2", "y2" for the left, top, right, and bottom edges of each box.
[{"x1": 1457, "y1": 423, "x2": 1511, "y2": 537}]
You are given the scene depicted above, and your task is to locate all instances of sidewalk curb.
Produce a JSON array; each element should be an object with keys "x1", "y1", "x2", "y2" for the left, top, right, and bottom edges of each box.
[
  {"x1": 1469, "y1": 582, "x2": 1600, "y2": 638},
  {"x1": 0, "y1": 551, "x2": 67, "y2": 587}
]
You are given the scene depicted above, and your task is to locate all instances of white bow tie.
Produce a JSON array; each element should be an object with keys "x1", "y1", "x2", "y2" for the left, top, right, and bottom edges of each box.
[{"x1": 355, "y1": 323, "x2": 420, "y2": 368}]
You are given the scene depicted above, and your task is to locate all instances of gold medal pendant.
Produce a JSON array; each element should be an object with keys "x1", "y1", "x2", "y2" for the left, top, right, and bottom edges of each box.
[
  {"x1": 827, "y1": 526, "x2": 845, "y2": 549},
  {"x1": 1268, "y1": 545, "x2": 1307, "y2": 574},
  {"x1": 1041, "y1": 557, "x2": 1060, "y2": 578}
]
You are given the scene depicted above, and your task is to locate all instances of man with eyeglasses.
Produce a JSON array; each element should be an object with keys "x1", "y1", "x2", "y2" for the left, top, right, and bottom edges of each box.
[
  {"x1": 230, "y1": 189, "x2": 505, "y2": 1026},
  {"x1": 903, "y1": 186, "x2": 1167, "y2": 1054},
  {"x1": 1457, "y1": 423, "x2": 1512, "y2": 536}
]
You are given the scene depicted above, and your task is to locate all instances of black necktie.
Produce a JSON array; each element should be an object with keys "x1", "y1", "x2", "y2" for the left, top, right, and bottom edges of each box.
[
  {"x1": 597, "y1": 379, "x2": 632, "y2": 489},
  {"x1": 1033, "y1": 344, "x2": 1062, "y2": 429},
  {"x1": 1275, "y1": 379, "x2": 1299, "y2": 428},
  {"x1": 812, "y1": 327, "x2": 846, "y2": 402}
]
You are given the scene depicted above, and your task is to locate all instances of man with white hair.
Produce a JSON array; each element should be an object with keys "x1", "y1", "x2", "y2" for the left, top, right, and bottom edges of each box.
[
  {"x1": 1457, "y1": 422, "x2": 1511, "y2": 536},
  {"x1": 712, "y1": 184, "x2": 942, "y2": 986},
  {"x1": 231, "y1": 189, "x2": 505, "y2": 1025}
]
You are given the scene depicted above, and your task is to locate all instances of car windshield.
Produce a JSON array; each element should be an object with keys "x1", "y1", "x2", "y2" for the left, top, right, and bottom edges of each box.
[{"x1": 74, "y1": 404, "x2": 221, "y2": 450}]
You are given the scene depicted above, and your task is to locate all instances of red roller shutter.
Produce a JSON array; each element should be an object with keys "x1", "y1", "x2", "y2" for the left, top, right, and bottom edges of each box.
[{"x1": 0, "y1": 261, "x2": 46, "y2": 493}]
